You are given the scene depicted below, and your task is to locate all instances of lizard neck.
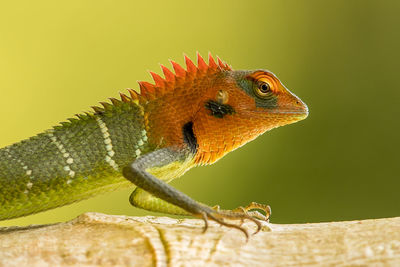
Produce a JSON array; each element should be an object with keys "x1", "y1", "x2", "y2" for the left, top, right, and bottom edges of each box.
[
  {"x1": 192, "y1": 109, "x2": 271, "y2": 165},
  {"x1": 143, "y1": 71, "x2": 223, "y2": 153}
]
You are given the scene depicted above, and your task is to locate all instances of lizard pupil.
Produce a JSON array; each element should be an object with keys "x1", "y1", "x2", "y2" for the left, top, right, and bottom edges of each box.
[{"x1": 260, "y1": 83, "x2": 270, "y2": 93}]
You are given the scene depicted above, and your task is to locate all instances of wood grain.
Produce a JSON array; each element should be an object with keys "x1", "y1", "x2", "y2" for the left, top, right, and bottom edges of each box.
[{"x1": 0, "y1": 213, "x2": 399, "y2": 266}]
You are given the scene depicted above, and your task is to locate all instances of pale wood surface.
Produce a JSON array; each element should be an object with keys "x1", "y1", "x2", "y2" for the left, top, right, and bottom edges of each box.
[{"x1": 0, "y1": 212, "x2": 399, "y2": 267}]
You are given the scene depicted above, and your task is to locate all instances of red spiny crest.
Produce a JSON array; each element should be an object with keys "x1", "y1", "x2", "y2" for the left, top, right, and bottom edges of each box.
[
  {"x1": 88, "y1": 53, "x2": 231, "y2": 114},
  {"x1": 119, "y1": 52, "x2": 231, "y2": 104}
]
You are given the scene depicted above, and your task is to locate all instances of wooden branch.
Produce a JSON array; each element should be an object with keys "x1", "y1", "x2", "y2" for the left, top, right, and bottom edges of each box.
[{"x1": 0, "y1": 213, "x2": 399, "y2": 266}]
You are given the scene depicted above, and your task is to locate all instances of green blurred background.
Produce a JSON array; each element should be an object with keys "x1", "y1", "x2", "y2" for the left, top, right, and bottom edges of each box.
[{"x1": 0, "y1": 0, "x2": 399, "y2": 226}]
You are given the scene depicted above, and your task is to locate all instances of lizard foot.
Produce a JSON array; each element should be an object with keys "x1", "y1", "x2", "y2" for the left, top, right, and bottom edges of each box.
[
  {"x1": 232, "y1": 202, "x2": 271, "y2": 222},
  {"x1": 212, "y1": 202, "x2": 271, "y2": 221},
  {"x1": 198, "y1": 205, "x2": 263, "y2": 241}
]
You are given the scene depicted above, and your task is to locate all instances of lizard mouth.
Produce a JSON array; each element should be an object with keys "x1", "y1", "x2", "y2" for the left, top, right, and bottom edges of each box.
[
  {"x1": 250, "y1": 104, "x2": 309, "y2": 120},
  {"x1": 269, "y1": 105, "x2": 309, "y2": 119},
  {"x1": 274, "y1": 95, "x2": 309, "y2": 120},
  {"x1": 243, "y1": 108, "x2": 308, "y2": 125}
]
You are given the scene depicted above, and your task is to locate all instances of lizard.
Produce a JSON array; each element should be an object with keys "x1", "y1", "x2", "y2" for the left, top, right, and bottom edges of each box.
[{"x1": 0, "y1": 53, "x2": 308, "y2": 238}]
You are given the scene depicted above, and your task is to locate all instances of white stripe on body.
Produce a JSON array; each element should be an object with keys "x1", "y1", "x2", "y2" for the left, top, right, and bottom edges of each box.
[
  {"x1": 47, "y1": 130, "x2": 77, "y2": 180},
  {"x1": 4, "y1": 147, "x2": 34, "y2": 194},
  {"x1": 134, "y1": 129, "x2": 149, "y2": 157},
  {"x1": 95, "y1": 117, "x2": 120, "y2": 171}
]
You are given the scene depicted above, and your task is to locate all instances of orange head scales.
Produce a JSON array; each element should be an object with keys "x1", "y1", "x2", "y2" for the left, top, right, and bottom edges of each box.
[{"x1": 120, "y1": 53, "x2": 308, "y2": 165}]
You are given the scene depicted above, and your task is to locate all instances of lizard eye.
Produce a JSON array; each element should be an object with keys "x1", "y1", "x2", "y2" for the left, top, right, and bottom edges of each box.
[{"x1": 255, "y1": 81, "x2": 272, "y2": 98}]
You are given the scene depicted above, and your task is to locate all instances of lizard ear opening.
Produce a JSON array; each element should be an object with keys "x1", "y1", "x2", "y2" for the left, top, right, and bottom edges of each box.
[{"x1": 216, "y1": 90, "x2": 229, "y2": 104}]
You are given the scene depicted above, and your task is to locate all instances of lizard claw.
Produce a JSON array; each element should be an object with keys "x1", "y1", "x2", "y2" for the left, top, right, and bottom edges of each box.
[
  {"x1": 198, "y1": 205, "x2": 264, "y2": 241},
  {"x1": 233, "y1": 202, "x2": 272, "y2": 223}
]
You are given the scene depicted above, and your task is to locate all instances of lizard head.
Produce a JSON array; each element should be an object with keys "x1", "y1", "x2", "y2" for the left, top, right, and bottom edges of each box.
[
  {"x1": 230, "y1": 69, "x2": 308, "y2": 126},
  {"x1": 193, "y1": 62, "x2": 308, "y2": 164},
  {"x1": 120, "y1": 53, "x2": 308, "y2": 165}
]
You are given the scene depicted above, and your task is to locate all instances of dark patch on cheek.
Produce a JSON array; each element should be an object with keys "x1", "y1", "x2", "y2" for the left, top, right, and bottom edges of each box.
[
  {"x1": 205, "y1": 100, "x2": 236, "y2": 118},
  {"x1": 182, "y1": 121, "x2": 198, "y2": 154}
]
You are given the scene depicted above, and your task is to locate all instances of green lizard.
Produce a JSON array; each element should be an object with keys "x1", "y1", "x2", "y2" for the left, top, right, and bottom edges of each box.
[{"x1": 0, "y1": 53, "x2": 308, "y2": 237}]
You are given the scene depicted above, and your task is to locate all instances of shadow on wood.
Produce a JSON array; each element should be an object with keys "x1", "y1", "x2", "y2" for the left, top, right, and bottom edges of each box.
[{"x1": 0, "y1": 212, "x2": 399, "y2": 266}]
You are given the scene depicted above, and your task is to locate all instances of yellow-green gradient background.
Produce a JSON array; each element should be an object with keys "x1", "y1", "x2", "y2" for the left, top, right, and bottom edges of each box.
[{"x1": 0, "y1": 1, "x2": 399, "y2": 226}]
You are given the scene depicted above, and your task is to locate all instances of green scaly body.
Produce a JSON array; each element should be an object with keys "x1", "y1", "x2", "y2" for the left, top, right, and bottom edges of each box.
[{"x1": 0, "y1": 102, "x2": 154, "y2": 220}]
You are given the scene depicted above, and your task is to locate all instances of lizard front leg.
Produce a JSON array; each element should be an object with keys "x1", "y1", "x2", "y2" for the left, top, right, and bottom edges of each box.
[{"x1": 122, "y1": 147, "x2": 262, "y2": 239}]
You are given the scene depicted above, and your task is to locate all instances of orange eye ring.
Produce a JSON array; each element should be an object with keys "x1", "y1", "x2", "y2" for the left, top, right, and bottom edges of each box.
[{"x1": 254, "y1": 81, "x2": 273, "y2": 98}]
